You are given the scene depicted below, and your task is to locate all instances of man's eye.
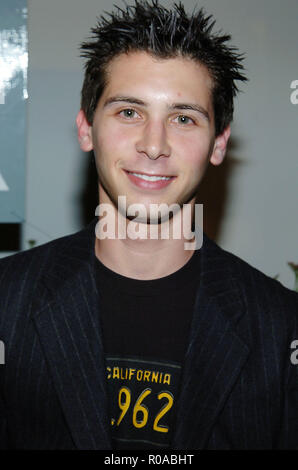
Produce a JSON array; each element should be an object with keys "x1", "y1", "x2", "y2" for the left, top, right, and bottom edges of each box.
[
  {"x1": 174, "y1": 115, "x2": 195, "y2": 125},
  {"x1": 119, "y1": 108, "x2": 138, "y2": 119}
]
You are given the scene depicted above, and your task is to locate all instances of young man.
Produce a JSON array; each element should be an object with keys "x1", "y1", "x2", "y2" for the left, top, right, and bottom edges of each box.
[{"x1": 0, "y1": 0, "x2": 298, "y2": 450}]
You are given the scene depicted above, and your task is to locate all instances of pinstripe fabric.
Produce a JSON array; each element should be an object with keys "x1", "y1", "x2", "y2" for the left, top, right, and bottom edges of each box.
[{"x1": 0, "y1": 217, "x2": 298, "y2": 449}]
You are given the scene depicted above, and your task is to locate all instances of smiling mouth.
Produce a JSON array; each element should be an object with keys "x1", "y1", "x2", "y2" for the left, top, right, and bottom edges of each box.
[{"x1": 124, "y1": 170, "x2": 175, "y2": 181}]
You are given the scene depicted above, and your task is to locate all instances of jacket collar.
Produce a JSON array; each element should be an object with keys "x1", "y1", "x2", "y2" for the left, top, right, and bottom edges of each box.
[{"x1": 32, "y1": 218, "x2": 249, "y2": 449}]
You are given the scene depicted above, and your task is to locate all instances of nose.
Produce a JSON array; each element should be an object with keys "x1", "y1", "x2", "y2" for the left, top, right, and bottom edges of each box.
[{"x1": 135, "y1": 119, "x2": 171, "y2": 160}]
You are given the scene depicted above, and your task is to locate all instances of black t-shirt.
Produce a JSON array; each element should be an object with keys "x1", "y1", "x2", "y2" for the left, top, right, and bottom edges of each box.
[{"x1": 95, "y1": 249, "x2": 200, "y2": 449}]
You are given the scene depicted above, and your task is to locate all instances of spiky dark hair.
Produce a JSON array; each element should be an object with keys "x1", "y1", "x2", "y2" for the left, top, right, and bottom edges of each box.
[{"x1": 80, "y1": 0, "x2": 247, "y2": 135}]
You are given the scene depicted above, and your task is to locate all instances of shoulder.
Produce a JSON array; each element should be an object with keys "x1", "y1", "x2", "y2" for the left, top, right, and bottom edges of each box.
[
  {"x1": 202, "y1": 235, "x2": 298, "y2": 328},
  {"x1": 206, "y1": 234, "x2": 296, "y2": 293},
  {"x1": 0, "y1": 220, "x2": 97, "y2": 340},
  {"x1": 0, "y1": 219, "x2": 96, "y2": 289},
  {"x1": 225, "y1": 243, "x2": 296, "y2": 303}
]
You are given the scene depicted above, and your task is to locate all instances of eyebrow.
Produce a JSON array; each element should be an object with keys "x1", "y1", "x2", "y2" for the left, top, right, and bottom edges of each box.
[{"x1": 103, "y1": 95, "x2": 210, "y2": 121}]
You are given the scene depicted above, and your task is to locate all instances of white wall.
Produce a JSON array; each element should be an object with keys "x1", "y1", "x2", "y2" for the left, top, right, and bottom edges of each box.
[{"x1": 7, "y1": 0, "x2": 298, "y2": 289}]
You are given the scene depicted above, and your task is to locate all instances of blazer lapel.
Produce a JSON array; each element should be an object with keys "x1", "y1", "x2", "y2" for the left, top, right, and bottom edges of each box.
[
  {"x1": 32, "y1": 219, "x2": 112, "y2": 449},
  {"x1": 172, "y1": 235, "x2": 250, "y2": 449}
]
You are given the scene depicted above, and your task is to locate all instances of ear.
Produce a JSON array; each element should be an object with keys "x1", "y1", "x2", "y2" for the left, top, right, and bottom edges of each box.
[
  {"x1": 210, "y1": 125, "x2": 231, "y2": 166},
  {"x1": 76, "y1": 109, "x2": 93, "y2": 152}
]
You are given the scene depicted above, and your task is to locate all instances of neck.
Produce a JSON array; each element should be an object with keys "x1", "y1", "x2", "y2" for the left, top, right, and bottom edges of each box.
[{"x1": 94, "y1": 200, "x2": 198, "y2": 280}]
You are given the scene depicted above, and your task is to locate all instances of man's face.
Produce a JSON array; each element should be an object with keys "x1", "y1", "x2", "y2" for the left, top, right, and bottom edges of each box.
[{"x1": 77, "y1": 51, "x2": 230, "y2": 221}]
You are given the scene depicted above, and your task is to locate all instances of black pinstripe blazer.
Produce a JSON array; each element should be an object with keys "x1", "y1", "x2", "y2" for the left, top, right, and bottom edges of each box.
[{"x1": 0, "y1": 217, "x2": 298, "y2": 449}]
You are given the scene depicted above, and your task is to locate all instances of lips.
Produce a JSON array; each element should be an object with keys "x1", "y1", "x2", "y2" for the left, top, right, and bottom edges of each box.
[
  {"x1": 125, "y1": 170, "x2": 175, "y2": 179},
  {"x1": 127, "y1": 171, "x2": 172, "y2": 181},
  {"x1": 124, "y1": 169, "x2": 176, "y2": 190}
]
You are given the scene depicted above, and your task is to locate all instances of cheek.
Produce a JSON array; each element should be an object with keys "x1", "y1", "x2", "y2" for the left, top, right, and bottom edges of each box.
[
  {"x1": 94, "y1": 123, "x2": 133, "y2": 159},
  {"x1": 175, "y1": 135, "x2": 212, "y2": 172}
]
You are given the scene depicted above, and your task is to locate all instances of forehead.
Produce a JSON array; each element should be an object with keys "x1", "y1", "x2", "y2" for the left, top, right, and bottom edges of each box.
[{"x1": 101, "y1": 51, "x2": 214, "y2": 107}]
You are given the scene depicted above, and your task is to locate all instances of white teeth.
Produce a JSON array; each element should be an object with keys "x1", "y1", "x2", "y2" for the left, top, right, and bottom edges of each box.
[{"x1": 130, "y1": 172, "x2": 172, "y2": 181}]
